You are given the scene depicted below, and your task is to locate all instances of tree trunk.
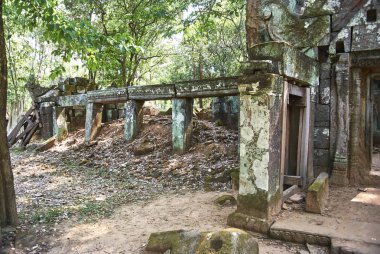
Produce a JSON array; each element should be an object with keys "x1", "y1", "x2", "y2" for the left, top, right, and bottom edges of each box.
[
  {"x1": 198, "y1": 54, "x2": 203, "y2": 109},
  {"x1": 120, "y1": 56, "x2": 127, "y2": 87},
  {"x1": 246, "y1": 0, "x2": 262, "y2": 50},
  {"x1": 0, "y1": 0, "x2": 18, "y2": 227}
]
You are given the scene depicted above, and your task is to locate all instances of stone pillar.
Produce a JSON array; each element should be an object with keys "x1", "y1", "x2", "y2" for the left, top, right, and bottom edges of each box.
[
  {"x1": 53, "y1": 107, "x2": 68, "y2": 141},
  {"x1": 330, "y1": 55, "x2": 350, "y2": 186},
  {"x1": 228, "y1": 74, "x2": 283, "y2": 234},
  {"x1": 124, "y1": 100, "x2": 144, "y2": 141},
  {"x1": 172, "y1": 98, "x2": 193, "y2": 154},
  {"x1": 85, "y1": 102, "x2": 103, "y2": 143},
  {"x1": 40, "y1": 102, "x2": 55, "y2": 139},
  {"x1": 212, "y1": 96, "x2": 239, "y2": 129}
]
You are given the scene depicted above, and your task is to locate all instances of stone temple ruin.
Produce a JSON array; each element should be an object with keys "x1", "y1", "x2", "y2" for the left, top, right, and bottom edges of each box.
[{"x1": 7, "y1": 0, "x2": 380, "y2": 252}]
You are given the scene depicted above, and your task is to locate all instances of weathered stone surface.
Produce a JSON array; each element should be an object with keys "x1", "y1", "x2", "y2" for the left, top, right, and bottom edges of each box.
[
  {"x1": 53, "y1": 107, "x2": 68, "y2": 142},
  {"x1": 26, "y1": 77, "x2": 52, "y2": 101},
  {"x1": 315, "y1": 104, "x2": 330, "y2": 123},
  {"x1": 227, "y1": 212, "x2": 271, "y2": 234},
  {"x1": 128, "y1": 84, "x2": 175, "y2": 100},
  {"x1": 212, "y1": 96, "x2": 239, "y2": 130},
  {"x1": 214, "y1": 195, "x2": 237, "y2": 206},
  {"x1": 331, "y1": 238, "x2": 380, "y2": 254},
  {"x1": 146, "y1": 228, "x2": 259, "y2": 254},
  {"x1": 306, "y1": 172, "x2": 329, "y2": 214},
  {"x1": 313, "y1": 149, "x2": 330, "y2": 167},
  {"x1": 87, "y1": 88, "x2": 127, "y2": 103},
  {"x1": 320, "y1": 63, "x2": 331, "y2": 80},
  {"x1": 196, "y1": 228, "x2": 258, "y2": 254},
  {"x1": 172, "y1": 98, "x2": 193, "y2": 154},
  {"x1": 319, "y1": 79, "x2": 331, "y2": 105},
  {"x1": 84, "y1": 103, "x2": 103, "y2": 143},
  {"x1": 175, "y1": 77, "x2": 239, "y2": 98},
  {"x1": 314, "y1": 128, "x2": 330, "y2": 149},
  {"x1": 289, "y1": 194, "x2": 304, "y2": 204},
  {"x1": 39, "y1": 102, "x2": 55, "y2": 139},
  {"x1": 56, "y1": 94, "x2": 88, "y2": 107},
  {"x1": 133, "y1": 142, "x2": 155, "y2": 156},
  {"x1": 248, "y1": 42, "x2": 319, "y2": 86},
  {"x1": 232, "y1": 74, "x2": 283, "y2": 226},
  {"x1": 124, "y1": 100, "x2": 144, "y2": 141},
  {"x1": 256, "y1": 3, "x2": 330, "y2": 48},
  {"x1": 306, "y1": 243, "x2": 328, "y2": 254},
  {"x1": 352, "y1": 24, "x2": 380, "y2": 52},
  {"x1": 35, "y1": 137, "x2": 56, "y2": 152}
]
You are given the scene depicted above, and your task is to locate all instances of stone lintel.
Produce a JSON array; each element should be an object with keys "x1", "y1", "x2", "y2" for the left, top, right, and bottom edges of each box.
[
  {"x1": 247, "y1": 42, "x2": 319, "y2": 87},
  {"x1": 351, "y1": 24, "x2": 380, "y2": 52},
  {"x1": 172, "y1": 98, "x2": 193, "y2": 154},
  {"x1": 56, "y1": 94, "x2": 87, "y2": 107},
  {"x1": 234, "y1": 74, "x2": 283, "y2": 226},
  {"x1": 87, "y1": 88, "x2": 128, "y2": 103},
  {"x1": 124, "y1": 100, "x2": 144, "y2": 141},
  {"x1": 84, "y1": 103, "x2": 103, "y2": 143},
  {"x1": 350, "y1": 50, "x2": 380, "y2": 68},
  {"x1": 175, "y1": 77, "x2": 239, "y2": 98},
  {"x1": 128, "y1": 84, "x2": 175, "y2": 100}
]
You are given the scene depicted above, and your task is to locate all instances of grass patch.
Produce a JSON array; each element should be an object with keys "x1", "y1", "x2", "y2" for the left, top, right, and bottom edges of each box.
[
  {"x1": 21, "y1": 207, "x2": 69, "y2": 224},
  {"x1": 76, "y1": 201, "x2": 113, "y2": 222}
]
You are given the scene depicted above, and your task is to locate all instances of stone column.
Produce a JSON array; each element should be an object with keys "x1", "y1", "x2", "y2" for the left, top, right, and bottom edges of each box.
[
  {"x1": 85, "y1": 102, "x2": 103, "y2": 144},
  {"x1": 53, "y1": 107, "x2": 68, "y2": 141},
  {"x1": 40, "y1": 102, "x2": 55, "y2": 139},
  {"x1": 212, "y1": 96, "x2": 239, "y2": 129},
  {"x1": 330, "y1": 55, "x2": 350, "y2": 186},
  {"x1": 172, "y1": 98, "x2": 193, "y2": 154},
  {"x1": 124, "y1": 100, "x2": 144, "y2": 141},
  {"x1": 228, "y1": 74, "x2": 283, "y2": 234}
]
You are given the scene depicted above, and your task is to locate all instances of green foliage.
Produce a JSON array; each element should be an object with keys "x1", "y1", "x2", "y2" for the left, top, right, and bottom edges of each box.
[{"x1": 5, "y1": 0, "x2": 247, "y2": 105}]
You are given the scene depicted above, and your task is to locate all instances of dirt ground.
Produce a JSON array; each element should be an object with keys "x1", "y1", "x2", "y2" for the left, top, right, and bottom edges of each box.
[
  {"x1": 3, "y1": 114, "x2": 379, "y2": 253},
  {"x1": 45, "y1": 192, "x2": 308, "y2": 254}
]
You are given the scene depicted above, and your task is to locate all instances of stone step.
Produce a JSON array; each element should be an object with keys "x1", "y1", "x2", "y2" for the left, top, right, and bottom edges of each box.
[
  {"x1": 270, "y1": 213, "x2": 380, "y2": 249},
  {"x1": 331, "y1": 238, "x2": 380, "y2": 254}
]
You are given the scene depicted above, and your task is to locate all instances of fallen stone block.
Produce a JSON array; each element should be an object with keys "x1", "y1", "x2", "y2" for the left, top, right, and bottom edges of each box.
[
  {"x1": 305, "y1": 172, "x2": 329, "y2": 214},
  {"x1": 145, "y1": 228, "x2": 258, "y2": 254},
  {"x1": 214, "y1": 195, "x2": 237, "y2": 206},
  {"x1": 35, "y1": 137, "x2": 56, "y2": 152},
  {"x1": 289, "y1": 193, "x2": 304, "y2": 204}
]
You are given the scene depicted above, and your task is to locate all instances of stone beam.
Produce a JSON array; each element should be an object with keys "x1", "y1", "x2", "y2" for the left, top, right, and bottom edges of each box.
[
  {"x1": 228, "y1": 74, "x2": 284, "y2": 234},
  {"x1": 56, "y1": 94, "x2": 87, "y2": 107},
  {"x1": 84, "y1": 103, "x2": 103, "y2": 144},
  {"x1": 172, "y1": 98, "x2": 193, "y2": 154},
  {"x1": 87, "y1": 88, "x2": 128, "y2": 104},
  {"x1": 175, "y1": 77, "x2": 239, "y2": 98},
  {"x1": 247, "y1": 42, "x2": 319, "y2": 87},
  {"x1": 124, "y1": 100, "x2": 145, "y2": 141},
  {"x1": 128, "y1": 84, "x2": 175, "y2": 100}
]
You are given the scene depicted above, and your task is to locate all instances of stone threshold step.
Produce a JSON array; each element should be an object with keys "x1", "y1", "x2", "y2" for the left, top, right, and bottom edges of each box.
[
  {"x1": 269, "y1": 213, "x2": 380, "y2": 248},
  {"x1": 331, "y1": 238, "x2": 380, "y2": 254}
]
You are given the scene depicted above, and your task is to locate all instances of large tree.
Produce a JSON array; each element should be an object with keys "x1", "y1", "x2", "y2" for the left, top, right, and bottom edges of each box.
[{"x1": 0, "y1": 0, "x2": 18, "y2": 227}]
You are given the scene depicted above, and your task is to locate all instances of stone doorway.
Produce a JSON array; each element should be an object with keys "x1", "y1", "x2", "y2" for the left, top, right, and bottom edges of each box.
[
  {"x1": 371, "y1": 76, "x2": 380, "y2": 174},
  {"x1": 281, "y1": 82, "x2": 311, "y2": 196}
]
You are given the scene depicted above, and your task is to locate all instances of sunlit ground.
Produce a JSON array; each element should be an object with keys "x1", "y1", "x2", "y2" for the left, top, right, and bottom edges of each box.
[{"x1": 351, "y1": 188, "x2": 380, "y2": 206}]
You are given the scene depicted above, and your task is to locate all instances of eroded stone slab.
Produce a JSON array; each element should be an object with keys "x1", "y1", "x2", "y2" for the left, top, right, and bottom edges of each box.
[
  {"x1": 145, "y1": 228, "x2": 258, "y2": 254},
  {"x1": 306, "y1": 172, "x2": 329, "y2": 214}
]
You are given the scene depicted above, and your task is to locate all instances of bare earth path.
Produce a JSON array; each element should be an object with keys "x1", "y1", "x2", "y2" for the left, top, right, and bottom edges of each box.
[{"x1": 47, "y1": 192, "x2": 307, "y2": 254}]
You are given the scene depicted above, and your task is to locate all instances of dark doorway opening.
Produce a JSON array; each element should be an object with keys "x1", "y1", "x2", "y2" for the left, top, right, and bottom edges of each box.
[{"x1": 371, "y1": 78, "x2": 380, "y2": 173}]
